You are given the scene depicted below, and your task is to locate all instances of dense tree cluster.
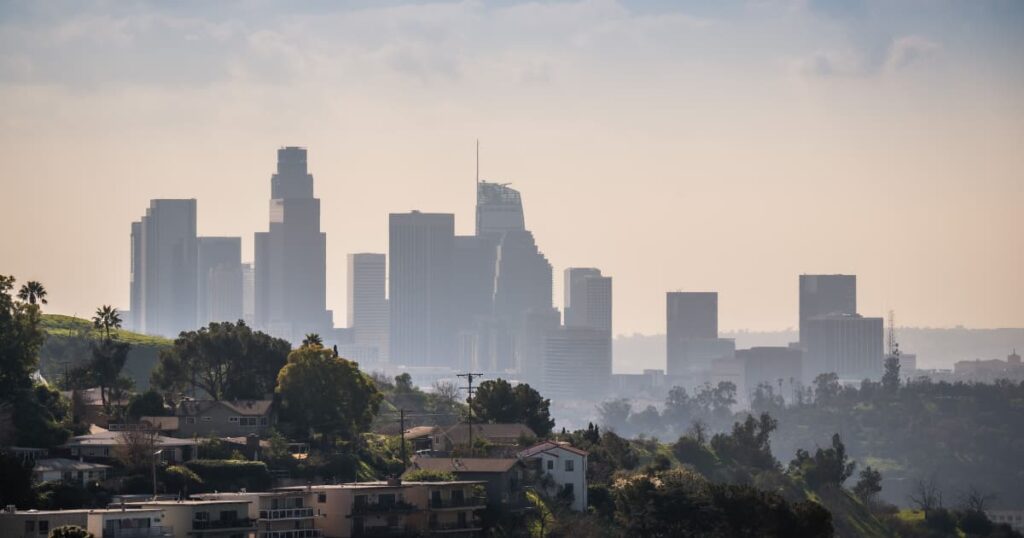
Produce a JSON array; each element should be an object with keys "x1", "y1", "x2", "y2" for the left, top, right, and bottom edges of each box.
[{"x1": 470, "y1": 378, "x2": 555, "y2": 436}]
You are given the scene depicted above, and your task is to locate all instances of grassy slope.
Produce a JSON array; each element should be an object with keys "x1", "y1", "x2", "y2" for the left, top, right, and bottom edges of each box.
[{"x1": 39, "y1": 314, "x2": 173, "y2": 390}]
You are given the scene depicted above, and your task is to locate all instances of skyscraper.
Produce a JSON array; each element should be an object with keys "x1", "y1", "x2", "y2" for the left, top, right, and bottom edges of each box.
[
  {"x1": 348, "y1": 253, "x2": 389, "y2": 362},
  {"x1": 803, "y1": 313, "x2": 884, "y2": 381},
  {"x1": 130, "y1": 199, "x2": 198, "y2": 337},
  {"x1": 241, "y1": 262, "x2": 255, "y2": 325},
  {"x1": 493, "y1": 229, "x2": 553, "y2": 371},
  {"x1": 196, "y1": 237, "x2": 243, "y2": 326},
  {"x1": 564, "y1": 268, "x2": 612, "y2": 332},
  {"x1": 476, "y1": 181, "x2": 525, "y2": 237},
  {"x1": 543, "y1": 326, "x2": 612, "y2": 399},
  {"x1": 799, "y1": 274, "x2": 857, "y2": 345},
  {"x1": 254, "y1": 147, "x2": 332, "y2": 344},
  {"x1": 666, "y1": 292, "x2": 734, "y2": 376},
  {"x1": 388, "y1": 211, "x2": 455, "y2": 367}
]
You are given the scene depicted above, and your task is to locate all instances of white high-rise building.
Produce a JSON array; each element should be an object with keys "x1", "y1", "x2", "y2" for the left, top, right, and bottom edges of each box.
[
  {"x1": 254, "y1": 147, "x2": 332, "y2": 344},
  {"x1": 130, "y1": 199, "x2": 198, "y2": 337},
  {"x1": 347, "y1": 253, "x2": 389, "y2": 362}
]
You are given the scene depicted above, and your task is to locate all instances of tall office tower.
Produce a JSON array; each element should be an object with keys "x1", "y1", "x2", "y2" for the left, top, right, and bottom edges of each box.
[
  {"x1": 799, "y1": 274, "x2": 856, "y2": 345},
  {"x1": 129, "y1": 199, "x2": 198, "y2": 337},
  {"x1": 452, "y1": 234, "x2": 500, "y2": 370},
  {"x1": 476, "y1": 181, "x2": 525, "y2": 237},
  {"x1": 564, "y1": 268, "x2": 612, "y2": 332},
  {"x1": 389, "y1": 211, "x2": 456, "y2": 367},
  {"x1": 666, "y1": 292, "x2": 734, "y2": 377},
  {"x1": 241, "y1": 262, "x2": 255, "y2": 325},
  {"x1": 543, "y1": 326, "x2": 612, "y2": 399},
  {"x1": 711, "y1": 347, "x2": 803, "y2": 406},
  {"x1": 347, "y1": 253, "x2": 390, "y2": 362},
  {"x1": 518, "y1": 307, "x2": 562, "y2": 388},
  {"x1": 803, "y1": 313, "x2": 884, "y2": 381},
  {"x1": 493, "y1": 229, "x2": 553, "y2": 371},
  {"x1": 196, "y1": 237, "x2": 243, "y2": 326},
  {"x1": 254, "y1": 147, "x2": 332, "y2": 344}
]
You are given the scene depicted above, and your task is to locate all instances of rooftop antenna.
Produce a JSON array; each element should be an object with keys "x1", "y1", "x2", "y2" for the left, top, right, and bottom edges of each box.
[{"x1": 887, "y1": 310, "x2": 899, "y2": 358}]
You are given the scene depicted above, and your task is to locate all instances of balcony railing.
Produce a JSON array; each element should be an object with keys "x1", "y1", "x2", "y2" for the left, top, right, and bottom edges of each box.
[
  {"x1": 428, "y1": 520, "x2": 484, "y2": 532},
  {"x1": 102, "y1": 527, "x2": 173, "y2": 538},
  {"x1": 355, "y1": 525, "x2": 414, "y2": 537},
  {"x1": 351, "y1": 500, "x2": 418, "y2": 514},
  {"x1": 429, "y1": 497, "x2": 487, "y2": 509},
  {"x1": 192, "y1": 518, "x2": 256, "y2": 531},
  {"x1": 259, "y1": 530, "x2": 322, "y2": 538},
  {"x1": 259, "y1": 507, "x2": 315, "y2": 520}
]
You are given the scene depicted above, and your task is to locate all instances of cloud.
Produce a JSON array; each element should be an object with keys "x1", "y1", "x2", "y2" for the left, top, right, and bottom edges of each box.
[{"x1": 885, "y1": 35, "x2": 939, "y2": 72}]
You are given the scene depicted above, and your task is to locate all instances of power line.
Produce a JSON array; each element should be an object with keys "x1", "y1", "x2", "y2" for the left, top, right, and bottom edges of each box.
[{"x1": 457, "y1": 372, "x2": 484, "y2": 457}]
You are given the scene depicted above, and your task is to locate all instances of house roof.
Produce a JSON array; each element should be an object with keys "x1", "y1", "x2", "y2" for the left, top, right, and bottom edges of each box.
[
  {"x1": 519, "y1": 441, "x2": 589, "y2": 459},
  {"x1": 405, "y1": 456, "x2": 520, "y2": 475},
  {"x1": 63, "y1": 431, "x2": 197, "y2": 448},
  {"x1": 177, "y1": 399, "x2": 273, "y2": 416},
  {"x1": 33, "y1": 458, "x2": 112, "y2": 473},
  {"x1": 442, "y1": 423, "x2": 536, "y2": 444},
  {"x1": 140, "y1": 416, "x2": 179, "y2": 431},
  {"x1": 403, "y1": 426, "x2": 439, "y2": 439}
]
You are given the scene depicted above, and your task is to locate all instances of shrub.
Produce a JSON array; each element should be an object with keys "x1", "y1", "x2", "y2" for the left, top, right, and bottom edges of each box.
[
  {"x1": 403, "y1": 469, "x2": 456, "y2": 482},
  {"x1": 184, "y1": 460, "x2": 271, "y2": 492}
]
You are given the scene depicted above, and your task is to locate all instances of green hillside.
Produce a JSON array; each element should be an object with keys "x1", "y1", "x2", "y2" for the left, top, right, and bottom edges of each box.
[{"x1": 38, "y1": 314, "x2": 173, "y2": 390}]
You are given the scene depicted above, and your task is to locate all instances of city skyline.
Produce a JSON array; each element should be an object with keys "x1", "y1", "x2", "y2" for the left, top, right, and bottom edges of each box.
[{"x1": 1, "y1": 1, "x2": 1022, "y2": 334}]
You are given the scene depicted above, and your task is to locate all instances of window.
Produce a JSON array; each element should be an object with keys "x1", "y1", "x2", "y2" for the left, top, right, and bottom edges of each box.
[
  {"x1": 318, "y1": 493, "x2": 327, "y2": 504},
  {"x1": 563, "y1": 483, "x2": 574, "y2": 498},
  {"x1": 564, "y1": 460, "x2": 574, "y2": 472},
  {"x1": 219, "y1": 510, "x2": 237, "y2": 522},
  {"x1": 229, "y1": 417, "x2": 239, "y2": 423},
  {"x1": 546, "y1": 460, "x2": 553, "y2": 470},
  {"x1": 260, "y1": 417, "x2": 268, "y2": 426},
  {"x1": 195, "y1": 512, "x2": 210, "y2": 522},
  {"x1": 38, "y1": 520, "x2": 49, "y2": 535}
]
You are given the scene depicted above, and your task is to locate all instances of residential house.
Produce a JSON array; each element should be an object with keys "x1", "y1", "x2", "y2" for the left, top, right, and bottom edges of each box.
[
  {"x1": 195, "y1": 491, "x2": 320, "y2": 538},
  {"x1": 62, "y1": 429, "x2": 197, "y2": 463},
  {"x1": 518, "y1": 441, "x2": 589, "y2": 512},
  {"x1": 403, "y1": 457, "x2": 527, "y2": 509},
  {"x1": 64, "y1": 388, "x2": 131, "y2": 428},
  {"x1": 0, "y1": 507, "x2": 169, "y2": 538},
  {"x1": 277, "y1": 479, "x2": 486, "y2": 538},
  {"x1": 32, "y1": 458, "x2": 112, "y2": 487},
  {"x1": 428, "y1": 423, "x2": 537, "y2": 455},
  {"x1": 174, "y1": 400, "x2": 274, "y2": 438},
  {"x1": 134, "y1": 500, "x2": 255, "y2": 538}
]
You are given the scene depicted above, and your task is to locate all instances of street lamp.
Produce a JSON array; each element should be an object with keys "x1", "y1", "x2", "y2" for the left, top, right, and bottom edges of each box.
[{"x1": 152, "y1": 449, "x2": 164, "y2": 500}]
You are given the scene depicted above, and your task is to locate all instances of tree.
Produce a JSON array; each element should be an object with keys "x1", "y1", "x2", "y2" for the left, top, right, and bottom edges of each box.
[
  {"x1": 115, "y1": 429, "x2": 159, "y2": 471},
  {"x1": 471, "y1": 379, "x2": 555, "y2": 436},
  {"x1": 91, "y1": 305, "x2": 122, "y2": 339},
  {"x1": 302, "y1": 333, "x2": 323, "y2": 348},
  {"x1": 127, "y1": 390, "x2": 168, "y2": 420},
  {"x1": 597, "y1": 399, "x2": 632, "y2": 432},
  {"x1": 17, "y1": 280, "x2": 48, "y2": 305},
  {"x1": 152, "y1": 321, "x2": 290, "y2": 401},
  {"x1": 276, "y1": 346, "x2": 382, "y2": 444},
  {"x1": 84, "y1": 339, "x2": 131, "y2": 415},
  {"x1": 0, "y1": 275, "x2": 45, "y2": 396},
  {"x1": 48, "y1": 525, "x2": 94, "y2": 538},
  {"x1": 908, "y1": 476, "x2": 943, "y2": 517},
  {"x1": 710, "y1": 413, "x2": 779, "y2": 471},
  {"x1": 788, "y1": 433, "x2": 855, "y2": 490},
  {"x1": 852, "y1": 466, "x2": 882, "y2": 505},
  {"x1": 663, "y1": 386, "x2": 694, "y2": 426},
  {"x1": 812, "y1": 373, "x2": 841, "y2": 404},
  {"x1": 0, "y1": 449, "x2": 37, "y2": 508},
  {"x1": 881, "y1": 355, "x2": 901, "y2": 392}
]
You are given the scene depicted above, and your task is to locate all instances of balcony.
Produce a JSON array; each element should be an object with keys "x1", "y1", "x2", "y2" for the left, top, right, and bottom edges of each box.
[
  {"x1": 102, "y1": 527, "x2": 173, "y2": 538},
  {"x1": 259, "y1": 507, "x2": 315, "y2": 520},
  {"x1": 191, "y1": 517, "x2": 256, "y2": 531},
  {"x1": 427, "y1": 521, "x2": 484, "y2": 534},
  {"x1": 259, "y1": 530, "x2": 322, "y2": 538},
  {"x1": 351, "y1": 500, "x2": 418, "y2": 515},
  {"x1": 429, "y1": 497, "x2": 487, "y2": 510},
  {"x1": 354, "y1": 526, "x2": 414, "y2": 537}
]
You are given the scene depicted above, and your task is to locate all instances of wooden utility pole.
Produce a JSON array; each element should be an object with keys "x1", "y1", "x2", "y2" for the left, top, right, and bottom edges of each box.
[{"x1": 457, "y1": 373, "x2": 483, "y2": 456}]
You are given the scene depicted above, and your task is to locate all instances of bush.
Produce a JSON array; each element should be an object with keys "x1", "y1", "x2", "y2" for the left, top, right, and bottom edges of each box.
[
  {"x1": 403, "y1": 469, "x2": 456, "y2": 482},
  {"x1": 48, "y1": 525, "x2": 94, "y2": 538},
  {"x1": 184, "y1": 460, "x2": 271, "y2": 492}
]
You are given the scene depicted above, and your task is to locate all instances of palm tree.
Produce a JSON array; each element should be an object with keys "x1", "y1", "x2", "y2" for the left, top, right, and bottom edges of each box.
[
  {"x1": 302, "y1": 333, "x2": 323, "y2": 348},
  {"x1": 17, "y1": 280, "x2": 48, "y2": 305},
  {"x1": 92, "y1": 305, "x2": 122, "y2": 339}
]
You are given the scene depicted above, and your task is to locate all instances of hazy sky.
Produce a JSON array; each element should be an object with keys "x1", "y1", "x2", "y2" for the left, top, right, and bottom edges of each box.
[{"x1": 1, "y1": 0, "x2": 1022, "y2": 335}]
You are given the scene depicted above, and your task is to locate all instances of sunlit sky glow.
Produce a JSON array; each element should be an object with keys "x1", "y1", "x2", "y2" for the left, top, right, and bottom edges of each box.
[{"x1": 1, "y1": 0, "x2": 1022, "y2": 334}]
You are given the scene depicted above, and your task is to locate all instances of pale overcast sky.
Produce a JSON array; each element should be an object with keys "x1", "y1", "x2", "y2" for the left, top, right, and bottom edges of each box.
[{"x1": 1, "y1": 0, "x2": 1022, "y2": 334}]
